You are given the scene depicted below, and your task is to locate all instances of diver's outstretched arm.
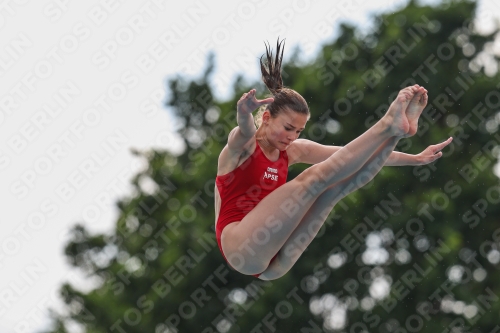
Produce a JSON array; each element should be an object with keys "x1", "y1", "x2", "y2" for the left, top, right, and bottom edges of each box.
[{"x1": 287, "y1": 137, "x2": 453, "y2": 166}]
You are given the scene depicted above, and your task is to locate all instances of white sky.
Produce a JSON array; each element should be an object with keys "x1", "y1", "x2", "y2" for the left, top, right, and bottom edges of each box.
[{"x1": 0, "y1": 0, "x2": 498, "y2": 332}]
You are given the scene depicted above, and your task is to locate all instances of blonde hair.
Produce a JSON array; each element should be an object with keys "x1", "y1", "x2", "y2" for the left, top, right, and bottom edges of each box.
[
  {"x1": 255, "y1": 38, "x2": 309, "y2": 128},
  {"x1": 254, "y1": 105, "x2": 267, "y2": 128}
]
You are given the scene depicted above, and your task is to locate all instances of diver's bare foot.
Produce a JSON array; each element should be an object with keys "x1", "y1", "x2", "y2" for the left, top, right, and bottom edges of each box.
[
  {"x1": 382, "y1": 86, "x2": 417, "y2": 137},
  {"x1": 406, "y1": 85, "x2": 428, "y2": 137}
]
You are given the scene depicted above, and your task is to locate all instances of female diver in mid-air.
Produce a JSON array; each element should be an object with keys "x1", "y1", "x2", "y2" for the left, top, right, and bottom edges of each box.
[{"x1": 215, "y1": 39, "x2": 452, "y2": 280}]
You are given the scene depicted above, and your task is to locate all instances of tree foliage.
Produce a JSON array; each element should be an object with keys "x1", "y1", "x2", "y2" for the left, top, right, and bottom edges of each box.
[{"x1": 44, "y1": 1, "x2": 500, "y2": 332}]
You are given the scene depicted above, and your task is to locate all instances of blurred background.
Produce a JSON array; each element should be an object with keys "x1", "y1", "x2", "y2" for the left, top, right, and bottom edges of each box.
[{"x1": 1, "y1": 0, "x2": 500, "y2": 332}]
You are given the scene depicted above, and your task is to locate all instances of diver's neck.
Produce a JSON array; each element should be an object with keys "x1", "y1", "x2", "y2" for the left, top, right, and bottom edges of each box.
[{"x1": 255, "y1": 127, "x2": 279, "y2": 156}]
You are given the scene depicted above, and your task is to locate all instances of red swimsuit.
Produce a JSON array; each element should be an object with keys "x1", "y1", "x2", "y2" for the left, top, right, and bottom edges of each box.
[{"x1": 215, "y1": 141, "x2": 289, "y2": 277}]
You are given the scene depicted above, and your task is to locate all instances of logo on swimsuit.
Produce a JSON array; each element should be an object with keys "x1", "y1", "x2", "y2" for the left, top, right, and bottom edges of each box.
[
  {"x1": 264, "y1": 167, "x2": 278, "y2": 181},
  {"x1": 263, "y1": 172, "x2": 278, "y2": 181}
]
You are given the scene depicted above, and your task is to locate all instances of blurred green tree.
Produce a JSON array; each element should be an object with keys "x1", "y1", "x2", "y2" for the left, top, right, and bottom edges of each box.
[{"x1": 44, "y1": 1, "x2": 500, "y2": 332}]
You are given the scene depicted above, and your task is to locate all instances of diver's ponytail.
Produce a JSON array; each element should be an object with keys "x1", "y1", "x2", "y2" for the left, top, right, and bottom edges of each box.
[
  {"x1": 260, "y1": 39, "x2": 285, "y2": 95},
  {"x1": 254, "y1": 105, "x2": 266, "y2": 128},
  {"x1": 255, "y1": 38, "x2": 309, "y2": 128}
]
